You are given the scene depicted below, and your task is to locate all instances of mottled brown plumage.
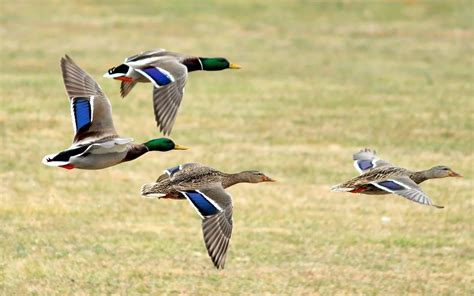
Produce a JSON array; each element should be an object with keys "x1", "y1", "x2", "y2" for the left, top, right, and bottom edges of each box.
[
  {"x1": 331, "y1": 149, "x2": 461, "y2": 208},
  {"x1": 142, "y1": 163, "x2": 273, "y2": 199},
  {"x1": 141, "y1": 163, "x2": 274, "y2": 269}
]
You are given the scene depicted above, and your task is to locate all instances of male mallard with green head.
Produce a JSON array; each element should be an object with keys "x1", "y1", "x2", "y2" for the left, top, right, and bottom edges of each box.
[
  {"x1": 141, "y1": 163, "x2": 275, "y2": 269},
  {"x1": 103, "y1": 49, "x2": 241, "y2": 135},
  {"x1": 42, "y1": 55, "x2": 188, "y2": 170},
  {"x1": 331, "y1": 148, "x2": 461, "y2": 208}
]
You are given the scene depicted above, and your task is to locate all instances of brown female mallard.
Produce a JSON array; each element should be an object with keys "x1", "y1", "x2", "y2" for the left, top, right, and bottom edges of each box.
[
  {"x1": 331, "y1": 149, "x2": 461, "y2": 208},
  {"x1": 141, "y1": 163, "x2": 275, "y2": 269}
]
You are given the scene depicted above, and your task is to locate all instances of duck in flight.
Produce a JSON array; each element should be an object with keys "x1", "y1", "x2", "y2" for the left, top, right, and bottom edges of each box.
[
  {"x1": 141, "y1": 163, "x2": 275, "y2": 269},
  {"x1": 42, "y1": 55, "x2": 188, "y2": 170},
  {"x1": 331, "y1": 148, "x2": 461, "y2": 208},
  {"x1": 103, "y1": 49, "x2": 241, "y2": 135}
]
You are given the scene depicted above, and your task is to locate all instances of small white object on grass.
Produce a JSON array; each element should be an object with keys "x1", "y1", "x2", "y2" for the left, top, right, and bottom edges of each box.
[{"x1": 381, "y1": 216, "x2": 391, "y2": 223}]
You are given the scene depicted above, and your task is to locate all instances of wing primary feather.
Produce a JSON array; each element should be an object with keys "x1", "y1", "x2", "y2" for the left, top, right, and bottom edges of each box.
[
  {"x1": 201, "y1": 206, "x2": 233, "y2": 269},
  {"x1": 120, "y1": 80, "x2": 137, "y2": 97},
  {"x1": 61, "y1": 55, "x2": 117, "y2": 144}
]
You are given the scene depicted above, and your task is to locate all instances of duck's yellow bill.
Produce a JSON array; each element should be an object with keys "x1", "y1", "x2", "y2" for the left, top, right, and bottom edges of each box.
[
  {"x1": 174, "y1": 145, "x2": 189, "y2": 150},
  {"x1": 229, "y1": 63, "x2": 242, "y2": 69}
]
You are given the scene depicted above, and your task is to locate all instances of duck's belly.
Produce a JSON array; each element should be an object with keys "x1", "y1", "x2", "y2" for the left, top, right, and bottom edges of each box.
[
  {"x1": 361, "y1": 184, "x2": 390, "y2": 195},
  {"x1": 71, "y1": 151, "x2": 127, "y2": 170}
]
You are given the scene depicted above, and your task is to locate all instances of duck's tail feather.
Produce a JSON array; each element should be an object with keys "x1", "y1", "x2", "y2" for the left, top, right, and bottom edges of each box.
[
  {"x1": 330, "y1": 184, "x2": 354, "y2": 192},
  {"x1": 42, "y1": 154, "x2": 69, "y2": 167},
  {"x1": 140, "y1": 183, "x2": 166, "y2": 198}
]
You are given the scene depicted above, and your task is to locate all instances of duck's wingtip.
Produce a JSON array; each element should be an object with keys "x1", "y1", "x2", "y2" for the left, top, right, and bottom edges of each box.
[
  {"x1": 353, "y1": 148, "x2": 377, "y2": 160},
  {"x1": 158, "y1": 124, "x2": 171, "y2": 136},
  {"x1": 61, "y1": 54, "x2": 72, "y2": 63}
]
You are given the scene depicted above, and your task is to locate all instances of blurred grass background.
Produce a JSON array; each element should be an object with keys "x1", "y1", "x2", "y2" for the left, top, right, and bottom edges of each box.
[{"x1": 1, "y1": 0, "x2": 473, "y2": 294}]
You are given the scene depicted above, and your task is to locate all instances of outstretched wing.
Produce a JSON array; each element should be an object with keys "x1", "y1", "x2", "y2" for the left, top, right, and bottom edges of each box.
[
  {"x1": 124, "y1": 48, "x2": 167, "y2": 63},
  {"x1": 131, "y1": 60, "x2": 187, "y2": 135},
  {"x1": 353, "y1": 148, "x2": 392, "y2": 174},
  {"x1": 180, "y1": 186, "x2": 233, "y2": 269},
  {"x1": 202, "y1": 205, "x2": 233, "y2": 270},
  {"x1": 120, "y1": 80, "x2": 137, "y2": 97},
  {"x1": 61, "y1": 55, "x2": 118, "y2": 145},
  {"x1": 146, "y1": 60, "x2": 188, "y2": 135},
  {"x1": 371, "y1": 176, "x2": 443, "y2": 208}
]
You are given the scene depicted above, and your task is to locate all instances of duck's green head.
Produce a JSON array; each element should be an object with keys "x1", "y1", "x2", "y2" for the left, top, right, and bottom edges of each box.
[
  {"x1": 144, "y1": 138, "x2": 189, "y2": 152},
  {"x1": 199, "y1": 57, "x2": 241, "y2": 71}
]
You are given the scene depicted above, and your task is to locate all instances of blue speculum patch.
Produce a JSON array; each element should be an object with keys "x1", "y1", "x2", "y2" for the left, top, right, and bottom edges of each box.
[
  {"x1": 358, "y1": 160, "x2": 373, "y2": 170},
  {"x1": 378, "y1": 180, "x2": 405, "y2": 191},
  {"x1": 143, "y1": 67, "x2": 173, "y2": 86},
  {"x1": 185, "y1": 191, "x2": 219, "y2": 217},
  {"x1": 166, "y1": 165, "x2": 181, "y2": 175},
  {"x1": 73, "y1": 98, "x2": 91, "y2": 132}
]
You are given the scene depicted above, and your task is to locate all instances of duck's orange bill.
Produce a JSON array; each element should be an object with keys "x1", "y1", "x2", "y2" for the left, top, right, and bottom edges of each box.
[{"x1": 449, "y1": 171, "x2": 462, "y2": 177}]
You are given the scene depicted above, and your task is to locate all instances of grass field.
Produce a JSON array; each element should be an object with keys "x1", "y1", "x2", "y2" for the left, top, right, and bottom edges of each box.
[{"x1": 1, "y1": 0, "x2": 473, "y2": 294}]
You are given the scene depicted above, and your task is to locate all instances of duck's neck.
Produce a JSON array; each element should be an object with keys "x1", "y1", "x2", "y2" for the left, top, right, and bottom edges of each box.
[
  {"x1": 409, "y1": 170, "x2": 431, "y2": 184},
  {"x1": 222, "y1": 172, "x2": 251, "y2": 188},
  {"x1": 122, "y1": 144, "x2": 149, "y2": 162},
  {"x1": 181, "y1": 57, "x2": 203, "y2": 72}
]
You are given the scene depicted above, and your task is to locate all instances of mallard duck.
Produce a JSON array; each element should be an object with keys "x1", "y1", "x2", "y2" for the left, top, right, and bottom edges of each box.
[
  {"x1": 141, "y1": 163, "x2": 275, "y2": 269},
  {"x1": 103, "y1": 49, "x2": 241, "y2": 135},
  {"x1": 331, "y1": 148, "x2": 462, "y2": 208},
  {"x1": 42, "y1": 55, "x2": 188, "y2": 170}
]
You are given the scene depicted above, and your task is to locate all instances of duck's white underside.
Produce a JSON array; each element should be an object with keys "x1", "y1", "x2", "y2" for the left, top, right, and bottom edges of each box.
[{"x1": 42, "y1": 138, "x2": 133, "y2": 169}]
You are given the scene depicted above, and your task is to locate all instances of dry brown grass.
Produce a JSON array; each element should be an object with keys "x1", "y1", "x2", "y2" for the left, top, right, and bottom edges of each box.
[{"x1": 1, "y1": 0, "x2": 473, "y2": 294}]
